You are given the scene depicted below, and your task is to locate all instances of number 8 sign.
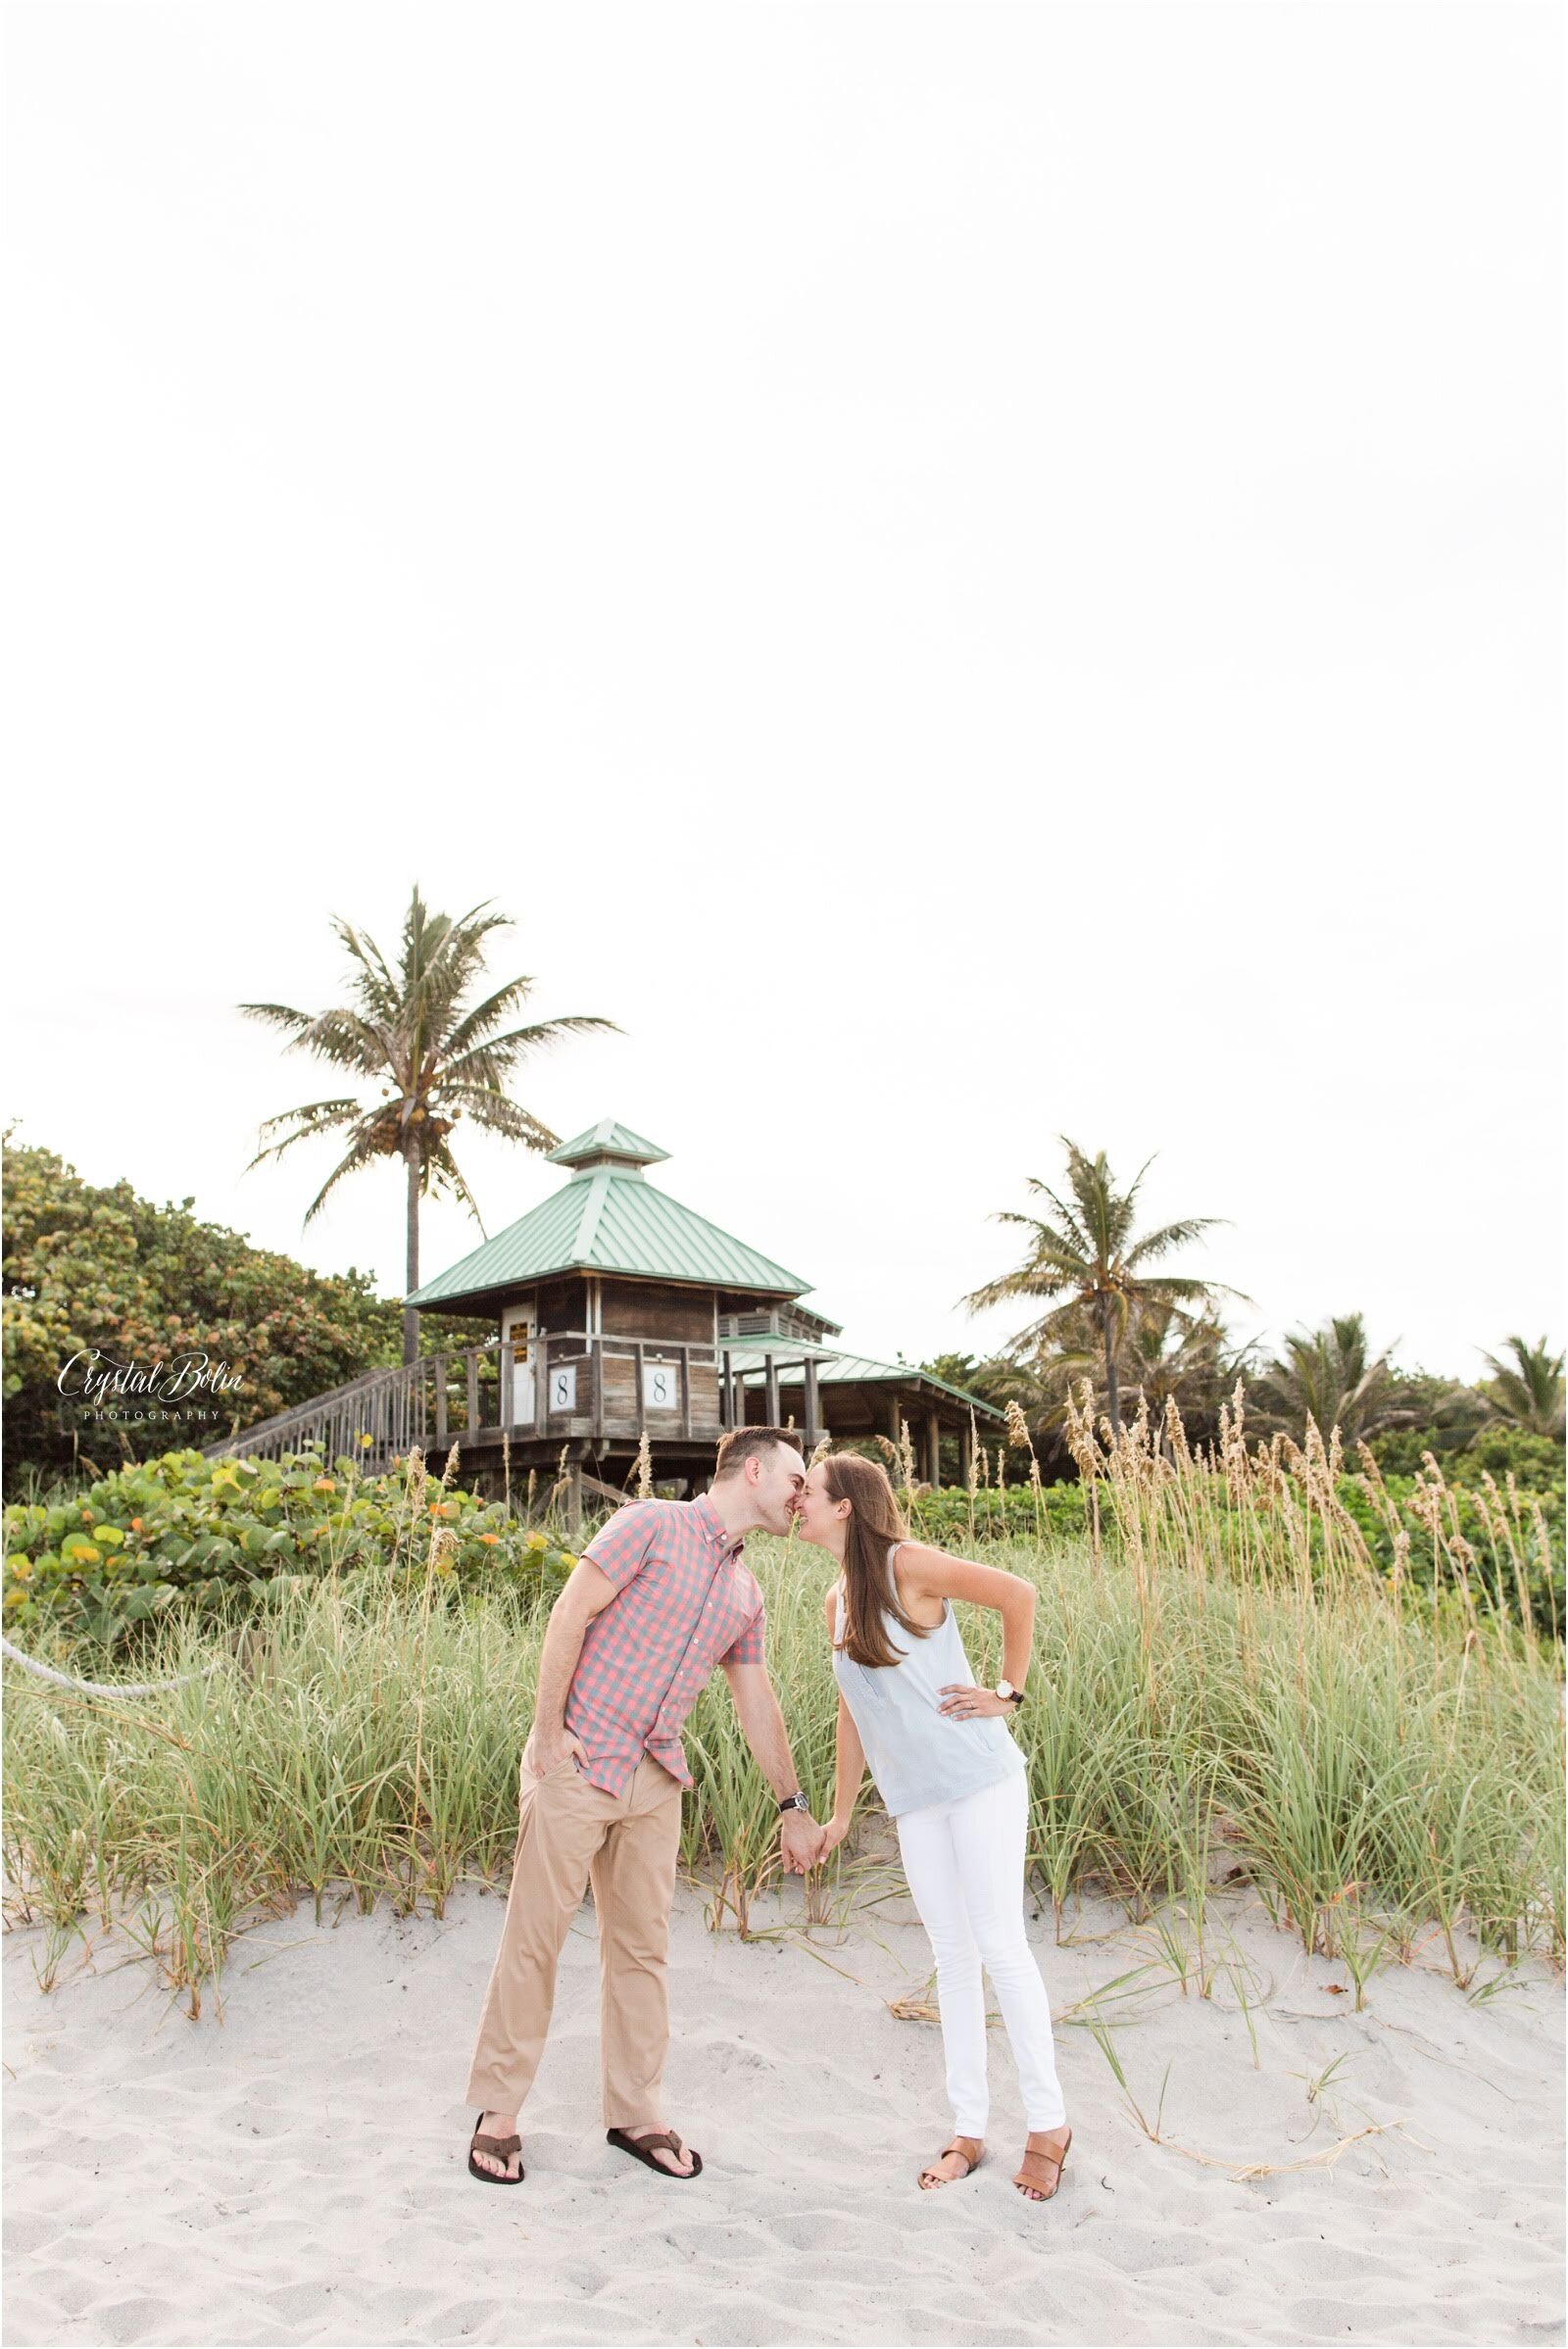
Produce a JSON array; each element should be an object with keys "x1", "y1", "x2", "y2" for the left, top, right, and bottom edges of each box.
[{"x1": 643, "y1": 1362, "x2": 676, "y2": 1411}]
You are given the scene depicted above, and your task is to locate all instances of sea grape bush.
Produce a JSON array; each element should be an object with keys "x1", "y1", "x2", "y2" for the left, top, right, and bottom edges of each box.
[{"x1": 2, "y1": 1444, "x2": 576, "y2": 1652}]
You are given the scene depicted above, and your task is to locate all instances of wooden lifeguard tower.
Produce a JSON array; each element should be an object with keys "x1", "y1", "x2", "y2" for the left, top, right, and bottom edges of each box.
[{"x1": 207, "y1": 1118, "x2": 1000, "y2": 1515}]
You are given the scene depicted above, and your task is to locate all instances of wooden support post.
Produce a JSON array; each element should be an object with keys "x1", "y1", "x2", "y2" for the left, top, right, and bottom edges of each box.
[
  {"x1": 535, "y1": 1331, "x2": 548, "y2": 1438},
  {"x1": 764, "y1": 1352, "x2": 779, "y2": 1425},
  {"x1": 803, "y1": 1357, "x2": 821, "y2": 1452},
  {"x1": 434, "y1": 1356, "x2": 448, "y2": 1449},
  {"x1": 924, "y1": 1410, "x2": 941, "y2": 1490},
  {"x1": 566, "y1": 1461, "x2": 583, "y2": 1543},
  {"x1": 466, "y1": 1352, "x2": 479, "y2": 1436},
  {"x1": 635, "y1": 1341, "x2": 646, "y2": 1428},
  {"x1": 887, "y1": 1394, "x2": 903, "y2": 1444},
  {"x1": 679, "y1": 1344, "x2": 692, "y2": 1438},
  {"x1": 720, "y1": 1352, "x2": 732, "y2": 1429},
  {"x1": 956, "y1": 1418, "x2": 973, "y2": 1487},
  {"x1": 591, "y1": 1336, "x2": 604, "y2": 1436}
]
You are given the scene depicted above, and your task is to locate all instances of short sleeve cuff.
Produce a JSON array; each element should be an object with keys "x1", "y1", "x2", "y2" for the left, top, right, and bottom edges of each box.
[{"x1": 720, "y1": 1608, "x2": 766, "y2": 1668}]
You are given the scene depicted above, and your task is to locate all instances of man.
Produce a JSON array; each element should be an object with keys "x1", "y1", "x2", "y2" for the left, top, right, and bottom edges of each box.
[{"x1": 465, "y1": 1426, "x2": 825, "y2": 2183}]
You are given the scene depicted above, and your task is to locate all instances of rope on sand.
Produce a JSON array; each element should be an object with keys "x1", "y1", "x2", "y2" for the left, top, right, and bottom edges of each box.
[{"x1": 0, "y1": 1633, "x2": 228, "y2": 1698}]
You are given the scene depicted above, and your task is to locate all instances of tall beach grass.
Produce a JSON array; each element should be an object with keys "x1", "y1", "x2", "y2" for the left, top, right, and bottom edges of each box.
[{"x1": 5, "y1": 1396, "x2": 1560, "y2": 2014}]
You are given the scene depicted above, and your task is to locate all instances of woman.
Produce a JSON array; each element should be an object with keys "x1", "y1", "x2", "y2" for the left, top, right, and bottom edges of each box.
[{"x1": 796, "y1": 1450, "x2": 1072, "y2": 2203}]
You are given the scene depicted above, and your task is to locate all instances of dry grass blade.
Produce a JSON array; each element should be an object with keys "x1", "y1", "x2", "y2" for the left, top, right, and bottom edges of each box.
[{"x1": 1160, "y1": 2120, "x2": 1398, "y2": 2179}]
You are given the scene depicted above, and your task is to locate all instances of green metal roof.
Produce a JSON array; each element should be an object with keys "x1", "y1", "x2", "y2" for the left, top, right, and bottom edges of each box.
[
  {"x1": 717, "y1": 1332, "x2": 839, "y2": 1360},
  {"x1": 406, "y1": 1160, "x2": 809, "y2": 1307},
  {"x1": 547, "y1": 1119, "x2": 668, "y2": 1169},
  {"x1": 727, "y1": 1342, "x2": 1005, "y2": 1419}
]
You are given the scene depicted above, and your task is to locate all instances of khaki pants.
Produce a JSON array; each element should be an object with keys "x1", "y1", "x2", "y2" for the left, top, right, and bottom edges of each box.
[{"x1": 464, "y1": 1752, "x2": 684, "y2": 2129}]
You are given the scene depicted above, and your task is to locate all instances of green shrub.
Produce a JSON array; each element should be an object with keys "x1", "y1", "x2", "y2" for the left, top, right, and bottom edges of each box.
[
  {"x1": 2, "y1": 1444, "x2": 576, "y2": 1653},
  {"x1": 1, "y1": 1136, "x2": 491, "y2": 1493},
  {"x1": 1367, "y1": 1420, "x2": 1565, "y2": 1491},
  {"x1": 905, "y1": 1484, "x2": 1090, "y2": 1546}
]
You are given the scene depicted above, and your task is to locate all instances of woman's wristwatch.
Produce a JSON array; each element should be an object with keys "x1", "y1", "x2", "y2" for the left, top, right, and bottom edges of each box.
[{"x1": 995, "y1": 1680, "x2": 1025, "y2": 1707}]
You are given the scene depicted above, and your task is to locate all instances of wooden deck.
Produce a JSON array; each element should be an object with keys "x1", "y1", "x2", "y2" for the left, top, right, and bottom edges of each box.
[{"x1": 201, "y1": 1328, "x2": 825, "y2": 1479}]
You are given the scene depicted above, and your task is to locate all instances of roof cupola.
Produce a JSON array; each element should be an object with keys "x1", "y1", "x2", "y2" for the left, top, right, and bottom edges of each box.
[{"x1": 544, "y1": 1119, "x2": 670, "y2": 1180}]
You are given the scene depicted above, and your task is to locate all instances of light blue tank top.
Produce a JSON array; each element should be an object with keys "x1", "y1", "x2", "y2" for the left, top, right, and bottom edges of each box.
[{"x1": 830, "y1": 1542, "x2": 1026, "y2": 1818}]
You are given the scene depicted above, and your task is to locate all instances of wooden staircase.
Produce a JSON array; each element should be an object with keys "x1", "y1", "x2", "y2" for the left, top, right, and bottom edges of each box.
[{"x1": 201, "y1": 1343, "x2": 504, "y2": 1474}]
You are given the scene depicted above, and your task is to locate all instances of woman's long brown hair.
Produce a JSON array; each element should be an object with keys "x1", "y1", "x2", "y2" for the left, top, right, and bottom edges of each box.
[{"x1": 826, "y1": 1452, "x2": 932, "y2": 1670}]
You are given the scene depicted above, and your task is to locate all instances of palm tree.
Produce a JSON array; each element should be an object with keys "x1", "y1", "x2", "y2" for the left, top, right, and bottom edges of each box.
[
  {"x1": 1114, "y1": 1299, "x2": 1238, "y2": 1447},
  {"x1": 991, "y1": 1299, "x2": 1238, "y2": 1458},
  {"x1": 961, "y1": 1140, "x2": 1241, "y2": 1433},
  {"x1": 240, "y1": 887, "x2": 618, "y2": 1361},
  {"x1": 1477, "y1": 1335, "x2": 1565, "y2": 1441},
  {"x1": 1249, "y1": 1311, "x2": 1412, "y2": 1450}
]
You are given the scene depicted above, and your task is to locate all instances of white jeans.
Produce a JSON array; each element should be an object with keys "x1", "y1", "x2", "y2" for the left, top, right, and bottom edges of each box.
[{"x1": 895, "y1": 1768, "x2": 1067, "y2": 2137}]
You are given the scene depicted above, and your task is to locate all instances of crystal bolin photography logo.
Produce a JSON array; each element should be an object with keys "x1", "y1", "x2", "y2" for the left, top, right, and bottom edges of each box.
[{"x1": 56, "y1": 1348, "x2": 247, "y2": 1430}]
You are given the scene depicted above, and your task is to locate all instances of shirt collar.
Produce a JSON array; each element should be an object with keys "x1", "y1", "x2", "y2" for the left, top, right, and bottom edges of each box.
[{"x1": 692, "y1": 1490, "x2": 745, "y2": 1557}]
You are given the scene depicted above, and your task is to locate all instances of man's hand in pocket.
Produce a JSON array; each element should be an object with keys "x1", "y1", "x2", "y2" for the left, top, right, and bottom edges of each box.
[{"x1": 522, "y1": 1724, "x2": 588, "y2": 1780}]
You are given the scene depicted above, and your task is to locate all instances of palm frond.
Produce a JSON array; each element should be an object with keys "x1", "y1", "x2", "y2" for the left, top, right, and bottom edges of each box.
[
  {"x1": 435, "y1": 1085, "x2": 560, "y2": 1150},
  {"x1": 1123, "y1": 1215, "x2": 1227, "y2": 1267},
  {"x1": 418, "y1": 1136, "x2": 490, "y2": 1235},
  {"x1": 439, "y1": 975, "x2": 541, "y2": 1061},
  {"x1": 300, "y1": 1130, "x2": 397, "y2": 1225},
  {"x1": 439, "y1": 1015, "x2": 620, "y2": 1089},
  {"x1": 243, "y1": 1101, "x2": 368, "y2": 1172},
  {"x1": 236, "y1": 1002, "x2": 316, "y2": 1035}
]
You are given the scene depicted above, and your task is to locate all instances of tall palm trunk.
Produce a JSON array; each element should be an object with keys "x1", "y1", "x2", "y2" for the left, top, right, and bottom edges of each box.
[
  {"x1": 404, "y1": 1143, "x2": 420, "y2": 1365},
  {"x1": 1102, "y1": 1293, "x2": 1121, "y2": 1435}
]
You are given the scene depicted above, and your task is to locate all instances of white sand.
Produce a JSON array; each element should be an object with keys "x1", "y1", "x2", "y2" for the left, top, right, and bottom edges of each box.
[{"x1": 3, "y1": 1863, "x2": 1562, "y2": 2349}]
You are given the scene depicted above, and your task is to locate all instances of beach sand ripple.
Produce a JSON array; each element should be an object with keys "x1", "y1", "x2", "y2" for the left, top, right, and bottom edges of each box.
[{"x1": 3, "y1": 1881, "x2": 1561, "y2": 2347}]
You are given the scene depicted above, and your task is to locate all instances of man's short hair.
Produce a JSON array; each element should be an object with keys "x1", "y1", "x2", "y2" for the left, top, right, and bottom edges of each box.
[{"x1": 712, "y1": 1426, "x2": 805, "y2": 1481}]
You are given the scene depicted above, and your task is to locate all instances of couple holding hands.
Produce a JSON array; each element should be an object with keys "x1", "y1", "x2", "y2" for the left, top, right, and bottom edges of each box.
[{"x1": 463, "y1": 1425, "x2": 1072, "y2": 2204}]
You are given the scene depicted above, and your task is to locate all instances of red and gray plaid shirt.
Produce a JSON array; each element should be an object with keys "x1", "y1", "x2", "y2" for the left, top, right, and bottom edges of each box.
[{"x1": 565, "y1": 1491, "x2": 766, "y2": 1795}]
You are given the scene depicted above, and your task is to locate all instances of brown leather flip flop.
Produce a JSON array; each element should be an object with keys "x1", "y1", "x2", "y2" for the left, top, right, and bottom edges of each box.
[
  {"x1": 607, "y1": 2126, "x2": 704, "y2": 2178},
  {"x1": 467, "y1": 2113, "x2": 523, "y2": 2184}
]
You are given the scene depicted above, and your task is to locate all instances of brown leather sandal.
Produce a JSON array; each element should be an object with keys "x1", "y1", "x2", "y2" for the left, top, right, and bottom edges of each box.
[
  {"x1": 607, "y1": 2126, "x2": 703, "y2": 2179},
  {"x1": 1014, "y1": 2126, "x2": 1071, "y2": 2201},
  {"x1": 467, "y1": 2113, "x2": 523, "y2": 2184},
  {"x1": 918, "y1": 2134, "x2": 984, "y2": 2189}
]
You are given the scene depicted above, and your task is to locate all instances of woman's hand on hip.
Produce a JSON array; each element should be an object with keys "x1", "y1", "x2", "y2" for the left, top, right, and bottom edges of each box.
[{"x1": 938, "y1": 1683, "x2": 1012, "y2": 1721}]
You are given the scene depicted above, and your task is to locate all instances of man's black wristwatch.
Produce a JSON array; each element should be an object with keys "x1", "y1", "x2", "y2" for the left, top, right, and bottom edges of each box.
[{"x1": 778, "y1": 1790, "x2": 811, "y2": 1815}]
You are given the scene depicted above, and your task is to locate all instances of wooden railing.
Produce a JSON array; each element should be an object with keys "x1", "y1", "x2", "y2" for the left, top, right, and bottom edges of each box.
[
  {"x1": 201, "y1": 1326, "x2": 823, "y2": 1469},
  {"x1": 202, "y1": 1344, "x2": 503, "y2": 1468},
  {"x1": 519, "y1": 1330, "x2": 821, "y2": 1446}
]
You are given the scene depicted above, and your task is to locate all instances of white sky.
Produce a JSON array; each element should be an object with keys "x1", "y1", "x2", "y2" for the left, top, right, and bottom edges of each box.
[{"x1": 4, "y1": 2, "x2": 1562, "y2": 1387}]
